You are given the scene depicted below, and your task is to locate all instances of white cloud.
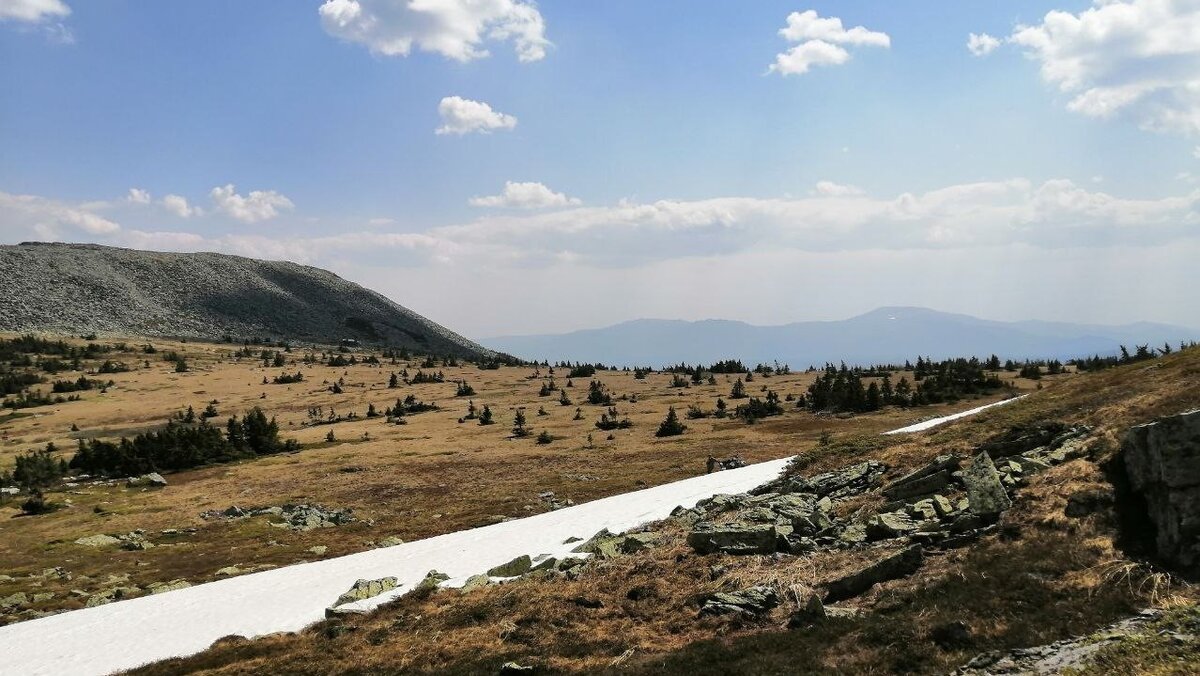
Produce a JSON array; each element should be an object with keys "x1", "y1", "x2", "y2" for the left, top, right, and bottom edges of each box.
[
  {"x1": 1194, "y1": 145, "x2": 1200, "y2": 158},
  {"x1": 967, "y1": 32, "x2": 1000, "y2": 56},
  {"x1": 469, "y1": 181, "x2": 581, "y2": 209},
  {"x1": 435, "y1": 96, "x2": 517, "y2": 135},
  {"x1": 209, "y1": 184, "x2": 293, "y2": 223},
  {"x1": 318, "y1": 0, "x2": 549, "y2": 63},
  {"x1": 1010, "y1": 0, "x2": 1200, "y2": 136},
  {"x1": 769, "y1": 10, "x2": 889, "y2": 76},
  {"x1": 0, "y1": 191, "x2": 120, "y2": 239},
  {"x1": 432, "y1": 178, "x2": 1200, "y2": 265},
  {"x1": 126, "y1": 188, "x2": 151, "y2": 205},
  {"x1": 0, "y1": 0, "x2": 69, "y2": 22},
  {"x1": 814, "y1": 180, "x2": 865, "y2": 197},
  {"x1": 161, "y1": 194, "x2": 200, "y2": 218}
]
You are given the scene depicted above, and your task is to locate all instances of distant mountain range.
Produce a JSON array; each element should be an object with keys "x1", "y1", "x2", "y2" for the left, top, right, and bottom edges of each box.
[
  {"x1": 480, "y1": 307, "x2": 1199, "y2": 367},
  {"x1": 0, "y1": 242, "x2": 492, "y2": 357}
]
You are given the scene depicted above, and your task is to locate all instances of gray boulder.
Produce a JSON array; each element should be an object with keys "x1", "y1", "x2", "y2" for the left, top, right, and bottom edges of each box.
[
  {"x1": 687, "y1": 523, "x2": 778, "y2": 555},
  {"x1": 127, "y1": 473, "x2": 167, "y2": 488},
  {"x1": 963, "y1": 452, "x2": 1012, "y2": 516},
  {"x1": 824, "y1": 545, "x2": 924, "y2": 602},
  {"x1": 1122, "y1": 409, "x2": 1200, "y2": 573}
]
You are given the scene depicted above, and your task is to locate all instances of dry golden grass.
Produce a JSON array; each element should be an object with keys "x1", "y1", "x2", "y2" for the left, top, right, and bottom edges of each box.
[
  {"x1": 111, "y1": 347, "x2": 1200, "y2": 675},
  {"x1": 1, "y1": 333, "x2": 1045, "y2": 623}
]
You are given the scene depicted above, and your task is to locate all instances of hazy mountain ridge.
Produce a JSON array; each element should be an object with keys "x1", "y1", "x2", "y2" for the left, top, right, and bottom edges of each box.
[
  {"x1": 0, "y1": 242, "x2": 492, "y2": 356},
  {"x1": 481, "y1": 306, "x2": 1199, "y2": 366}
]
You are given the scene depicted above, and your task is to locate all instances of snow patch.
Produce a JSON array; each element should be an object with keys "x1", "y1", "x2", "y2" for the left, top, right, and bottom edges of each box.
[
  {"x1": 0, "y1": 457, "x2": 791, "y2": 676},
  {"x1": 883, "y1": 395, "x2": 1028, "y2": 435}
]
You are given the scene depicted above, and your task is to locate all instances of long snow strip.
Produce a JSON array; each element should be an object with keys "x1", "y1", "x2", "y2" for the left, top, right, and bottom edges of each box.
[
  {"x1": 0, "y1": 457, "x2": 792, "y2": 676},
  {"x1": 882, "y1": 395, "x2": 1028, "y2": 435}
]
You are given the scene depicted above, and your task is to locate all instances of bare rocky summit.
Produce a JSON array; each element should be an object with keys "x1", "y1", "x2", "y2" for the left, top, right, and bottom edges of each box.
[{"x1": 0, "y1": 242, "x2": 491, "y2": 356}]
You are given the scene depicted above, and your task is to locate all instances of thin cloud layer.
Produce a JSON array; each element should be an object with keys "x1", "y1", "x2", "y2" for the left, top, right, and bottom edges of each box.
[
  {"x1": 318, "y1": 0, "x2": 549, "y2": 63},
  {"x1": 0, "y1": 0, "x2": 69, "y2": 23},
  {"x1": 4, "y1": 179, "x2": 1197, "y2": 269}
]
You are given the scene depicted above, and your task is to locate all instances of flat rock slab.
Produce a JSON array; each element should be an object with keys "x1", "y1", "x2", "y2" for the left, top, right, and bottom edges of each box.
[{"x1": 824, "y1": 545, "x2": 924, "y2": 602}]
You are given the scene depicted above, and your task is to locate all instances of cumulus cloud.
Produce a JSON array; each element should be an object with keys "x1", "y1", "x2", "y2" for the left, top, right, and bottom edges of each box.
[
  {"x1": 436, "y1": 96, "x2": 517, "y2": 135},
  {"x1": 318, "y1": 0, "x2": 549, "y2": 63},
  {"x1": 126, "y1": 188, "x2": 151, "y2": 204},
  {"x1": 814, "y1": 180, "x2": 865, "y2": 197},
  {"x1": 209, "y1": 184, "x2": 293, "y2": 223},
  {"x1": 162, "y1": 194, "x2": 200, "y2": 218},
  {"x1": 769, "y1": 10, "x2": 889, "y2": 76},
  {"x1": 469, "y1": 181, "x2": 581, "y2": 209},
  {"x1": 1009, "y1": 0, "x2": 1200, "y2": 136},
  {"x1": 967, "y1": 32, "x2": 1000, "y2": 56},
  {"x1": 0, "y1": 0, "x2": 69, "y2": 22}
]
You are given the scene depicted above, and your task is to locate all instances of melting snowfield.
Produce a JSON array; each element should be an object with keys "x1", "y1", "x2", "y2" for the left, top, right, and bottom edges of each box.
[
  {"x1": 0, "y1": 458, "x2": 792, "y2": 676},
  {"x1": 883, "y1": 395, "x2": 1028, "y2": 435},
  {"x1": 0, "y1": 394, "x2": 1029, "y2": 676}
]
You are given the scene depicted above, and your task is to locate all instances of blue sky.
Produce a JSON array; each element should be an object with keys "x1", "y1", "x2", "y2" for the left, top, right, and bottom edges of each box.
[{"x1": 2, "y1": 0, "x2": 1199, "y2": 336}]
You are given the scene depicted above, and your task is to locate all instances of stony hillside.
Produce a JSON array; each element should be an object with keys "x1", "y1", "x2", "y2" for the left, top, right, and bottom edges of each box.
[{"x1": 0, "y1": 242, "x2": 491, "y2": 356}]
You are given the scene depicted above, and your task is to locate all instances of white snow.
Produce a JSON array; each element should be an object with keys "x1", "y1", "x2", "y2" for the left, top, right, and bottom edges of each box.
[
  {"x1": 0, "y1": 457, "x2": 792, "y2": 676},
  {"x1": 883, "y1": 395, "x2": 1028, "y2": 435}
]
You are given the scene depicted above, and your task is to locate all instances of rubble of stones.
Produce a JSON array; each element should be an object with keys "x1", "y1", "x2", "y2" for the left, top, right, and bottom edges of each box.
[
  {"x1": 952, "y1": 607, "x2": 1198, "y2": 674},
  {"x1": 675, "y1": 422, "x2": 1092, "y2": 616},
  {"x1": 201, "y1": 503, "x2": 358, "y2": 531},
  {"x1": 0, "y1": 566, "x2": 192, "y2": 625}
]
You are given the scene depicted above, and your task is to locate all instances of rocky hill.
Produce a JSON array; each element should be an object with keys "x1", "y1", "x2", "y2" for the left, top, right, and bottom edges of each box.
[{"x1": 0, "y1": 242, "x2": 492, "y2": 356}]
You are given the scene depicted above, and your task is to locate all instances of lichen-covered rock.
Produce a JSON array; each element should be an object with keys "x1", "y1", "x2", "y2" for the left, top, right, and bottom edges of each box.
[
  {"x1": 963, "y1": 452, "x2": 1012, "y2": 516},
  {"x1": 619, "y1": 532, "x2": 660, "y2": 554},
  {"x1": 1122, "y1": 409, "x2": 1200, "y2": 573},
  {"x1": 866, "y1": 512, "x2": 919, "y2": 540},
  {"x1": 333, "y1": 577, "x2": 398, "y2": 607},
  {"x1": 785, "y1": 461, "x2": 887, "y2": 500},
  {"x1": 460, "y1": 574, "x2": 491, "y2": 592},
  {"x1": 570, "y1": 529, "x2": 623, "y2": 560},
  {"x1": 883, "y1": 455, "x2": 961, "y2": 500},
  {"x1": 687, "y1": 523, "x2": 778, "y2": 555},
  {"x1": 701, "y1": 584, "x2": 780, "y2": 616},
  {"x1": 74, "y1": 534, "x2": 121, "y2": 548},
  {"x1": 487, "y1": 555, "x2": 532, "y2": 577}
]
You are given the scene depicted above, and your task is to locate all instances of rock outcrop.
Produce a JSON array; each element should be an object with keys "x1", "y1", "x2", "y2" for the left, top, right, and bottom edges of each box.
[{"x1": 1121, "y1": 409, "x2": 1200, "y2": 574}]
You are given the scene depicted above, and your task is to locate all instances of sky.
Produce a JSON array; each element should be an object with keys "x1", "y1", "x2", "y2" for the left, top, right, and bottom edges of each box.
[{"x1": 1, "y1": 0, "x2": 1199, "y2": 337}]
